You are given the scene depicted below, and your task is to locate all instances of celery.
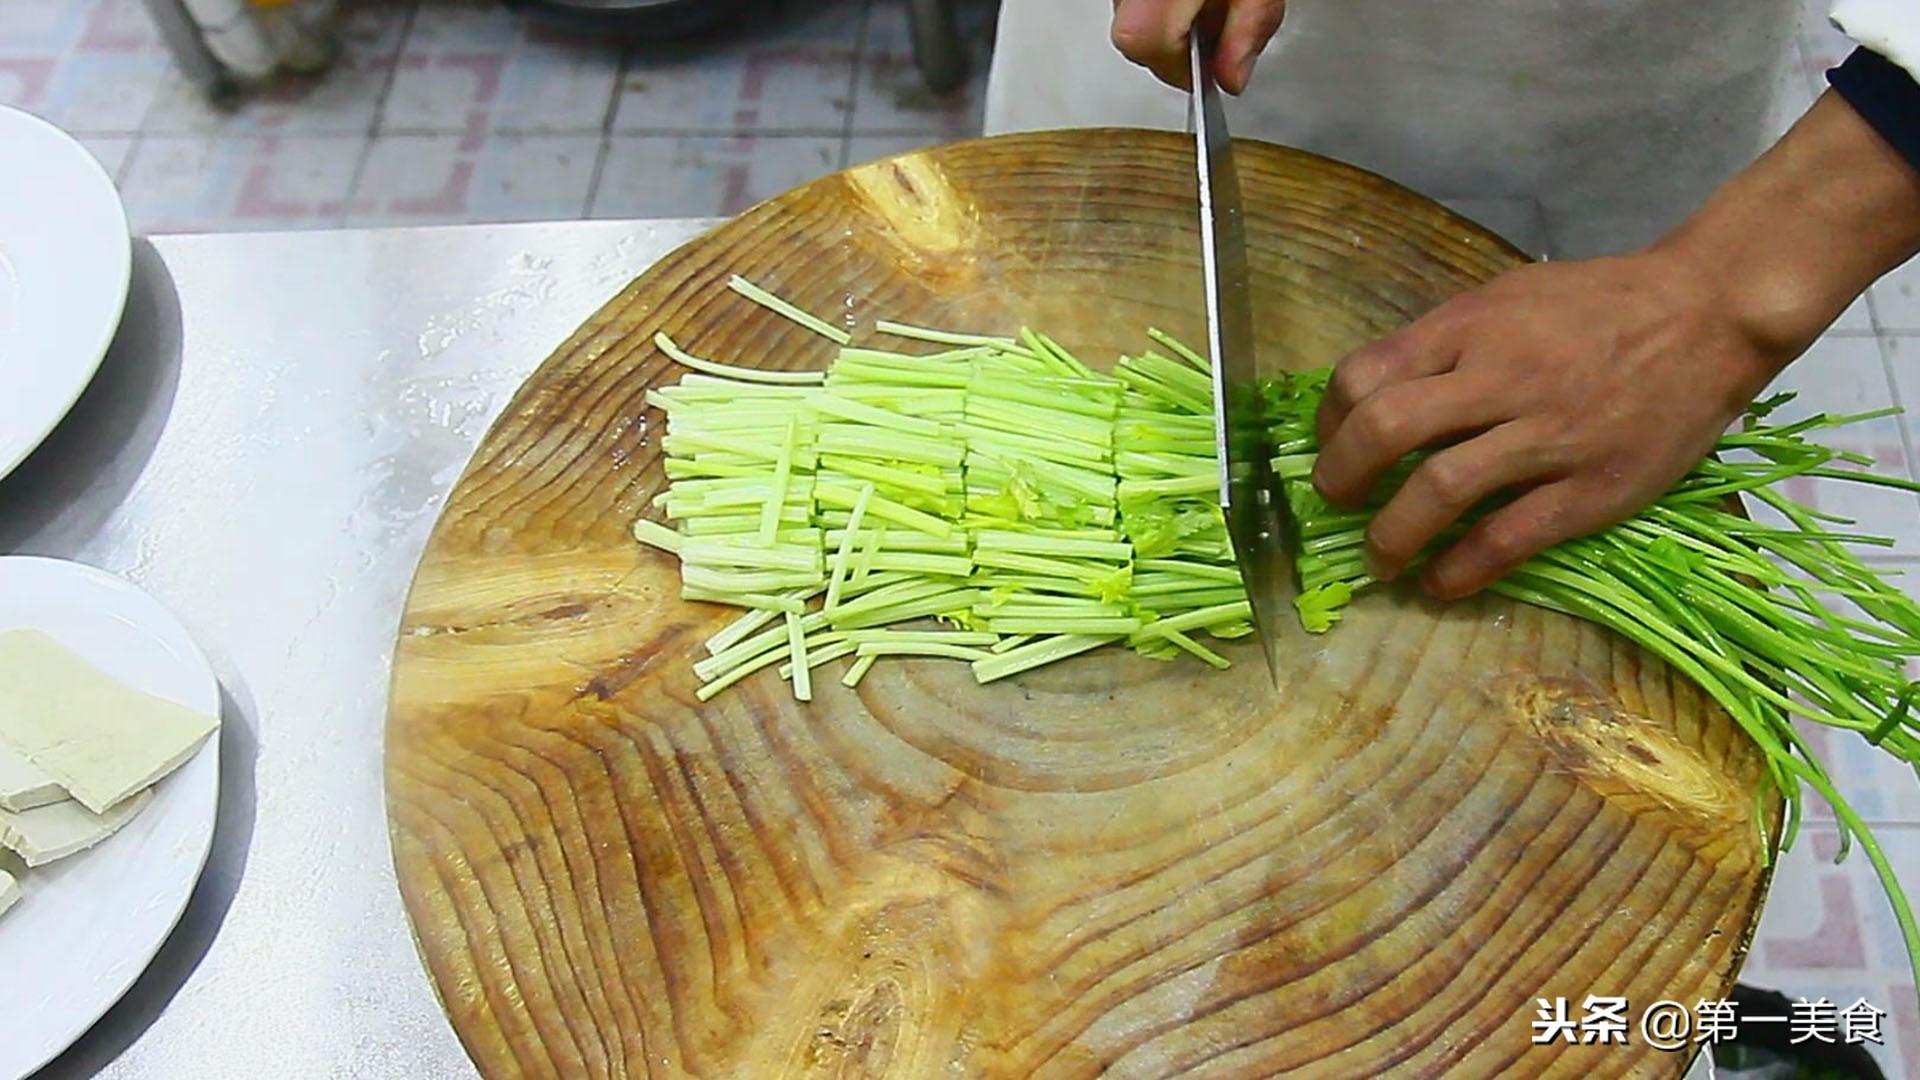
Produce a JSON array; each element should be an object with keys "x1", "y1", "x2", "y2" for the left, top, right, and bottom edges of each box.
[
  {"x1": 727, "y1": 275, "x2": 852, "y2": 345},
  {"x1": 654, "y1": 331, "x2": 825, "y2": 384}
]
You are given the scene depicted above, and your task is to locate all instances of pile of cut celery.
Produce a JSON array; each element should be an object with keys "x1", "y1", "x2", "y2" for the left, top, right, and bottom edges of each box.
[
  {"x1": 1266, "y1": 368, "x2": 1920, "y2": 991},
  {"x1": 635, "y1": 276, "x2": 1920, "y2": 989},
  {"x1": 632, "y1": 276, "x2": 1251, "y2": 704}
]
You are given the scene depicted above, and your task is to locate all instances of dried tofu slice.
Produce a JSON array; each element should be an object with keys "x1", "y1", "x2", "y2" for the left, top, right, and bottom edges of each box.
[
  {"x1": 0, "y1": 630, "x2": 218, "y2": 813},
  {"x1": 0, "y1": 790, "x2": 153, "y2": 867},
  {"x1": 0, "y1": 743, "x2": 63, "y2": 812}
]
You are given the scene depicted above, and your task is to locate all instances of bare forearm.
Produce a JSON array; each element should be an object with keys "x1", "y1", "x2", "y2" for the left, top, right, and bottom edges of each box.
[{"x1": 1658, "y1": 91, "x2": 1920, "y2": 362}]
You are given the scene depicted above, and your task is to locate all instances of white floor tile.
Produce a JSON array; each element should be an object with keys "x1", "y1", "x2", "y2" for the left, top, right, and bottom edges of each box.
[
  {"x1": 349, "y1": 131, "x2": 599, "y2": 226},
  {"x1": 121, "y1": 135, "x2": 359, "y2": 233},
  {"x1": 850, "y1": 0, "x2": 991, "y2": 136},
  {"x1": 612, "y1": 6, "x2": 861, "y2": 133},
  {"x1": 77, "y1": 134, "x2": 135, "y2": 183},
  {"x1": 591, "y1": 134, "x2": 839, "y2": 219},
  {"x1": 142, "y1": 1, "x2": 406, "y2": 136},
  {"x1": 487, "y1": 34, "x2": 622, "y2": 133},
  {"x1": 1759, "y1": 335, "x2": 1920, "y2": 551},
  {"x1": 1740, "y1": 824, "x2": 1918, "y2": 1077},
  {"x1": 1873, "y1": 258, "x2": 1920, "y2": 334},
  {"x1": 846, "y1": 131, "x2": 948, "y2": 168}
]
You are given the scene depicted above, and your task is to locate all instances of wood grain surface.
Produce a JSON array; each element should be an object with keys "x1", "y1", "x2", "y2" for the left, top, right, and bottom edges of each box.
[{"x1": 387, "y1": 130, "x2": 1778, "y2": 1079}]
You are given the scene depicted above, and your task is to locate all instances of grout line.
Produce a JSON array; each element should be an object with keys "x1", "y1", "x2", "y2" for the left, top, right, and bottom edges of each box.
[
  {"x1": 343, "y1": 0, "x2": 422, "y2": 224},
  {"x1": 116, "y1": 132, "x2": 144, "y2": 189},
  {"x1": 583, "y1": 134, "x2": 614, "y2": 220},
  {"x1": 837, "y1": 0, "x2": 876, "y2": 170},
  {"x1": 367, "y1": 0, "x2": 422, "y2": 139},
  {"x1": 601, "y1": 38, "x2": 634, "y2": 135},
  {"x1": 603, "y1": 126, "x2": 854, "y2": 138},
  {"x1": 131, "y1": 130, "x2": 377, "y2": 143},
  {"x1": 1876, "y1": 334, "x2": 1920, "y2": 488}
]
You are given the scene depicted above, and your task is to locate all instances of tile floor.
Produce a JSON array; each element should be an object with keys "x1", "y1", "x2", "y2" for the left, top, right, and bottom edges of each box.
[
  {"x1": 6, "y1": 0, "x2": 1920, "y2": 1068},
  {"x1": 0, "y1": 0, "x2": 996, "y2": 232}
]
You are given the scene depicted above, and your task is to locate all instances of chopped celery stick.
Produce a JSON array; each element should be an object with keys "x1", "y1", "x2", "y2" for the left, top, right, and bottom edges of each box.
[
  {"x1": 816, "y1": 483, "x2": 952, "y2": 538},
  {"x1": 974, "y1": 531, "x2": 1132, "y2": 560},
  {"x1": 825, "y1": 577, "x2": 952, "y2": 619},
  {"x1": 986, "y1": 617, "x2": 1142, "y2": 635},
  {"x1": 1134, "y1": 600, "x2": 1253, "y2": 638},
  {"x1": 780, "y1": 639, "x2": 857, "y2": 680},
  {"x1": 1146, "y1": 328, "x2": 1209, "y2": 371},
  {"x1": 979, "y1": 601, "x2": 1129, "y2": 618},
  {"x1": 817, "y1": 428, "x2": 965, "y2": 467},
  {"x1": 785, "y1": 612, "x2": 812, "y2": 701},
  {"x1": 824, "y1": 530, "x2": 968, "y2": 554},
  {"x1": 654, "y1": 331, "x2": 824, "y2": 384},
  {"x1": 759, "y1": 416, "x2": 799, "y2": 545},
  {"x1": 838, "y1": 570, "x2": 915, "y2": 600},
  {"x1": 681, "y1": 539, "x2": 821, "y2": 573},
  {"x1": 727, "y1": 275, "x2": 852, "y2": 345},
  {"x1": 874, "y1": 319, "x2": 1017, "y2": 348},
  {"x1": 632, "y1": 518, "x2": 684, "y2": 554},
  {"x1": 830, "y1": 589, "x2": 982, "y2": 630},
  {"x1": 1160, "y1": 629, "x2": 1231, "y2": 669},
  {"x1": 842, "y1": 654, "x2": 878, "y2": 687},
  {"x1": 681, "y1": 565, "x2": 823, "y2": 593},
  {"x1": 861, "y1": 551, "x2": 974, "y2": 577},
  {"x1": 696, "y1": 611, "x2": 830, "y2": 681},
  {"x1": 855, "y1": 642, "x2": 994, "y2": 662},
  {"x1": 823, "y1": 482, "x2": 876, "y2": 611},
  {"x1": 973, "y1": 634, "x2": 1122, "y2": 683},
  {"x1": 989, "y1": 634, "x2": 1034, "y2": 654},
  {"x1": 696, "y1": 643, "x2": 792, "y2": 702},
  {"x1": 1135, "y1": 559, "x2": 1241, "y2": 581},
  {"x1": 682, "y1": 587, "x2": 810, "y2": 613},
  {"x1": 853, "y1": 528, "x2": 886, "y2": 583},
  {"x1": 818, "y1": 456, "x2": 952, "y2": 499},
  {"x1": 843, "y1": 630, "x2": 999, "y2": 646},
  {"x1": 706, "y1": 605, "x2": 780, "y2": 656},
  {"x1": 811, "y1": 393, "x2": 948, "y2": 437}
]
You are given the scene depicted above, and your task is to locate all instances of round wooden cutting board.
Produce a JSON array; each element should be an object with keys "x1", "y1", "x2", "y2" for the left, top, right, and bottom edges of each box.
[{"x1": 387, "y1": 130, "x2": 1777, "y2": 1079}]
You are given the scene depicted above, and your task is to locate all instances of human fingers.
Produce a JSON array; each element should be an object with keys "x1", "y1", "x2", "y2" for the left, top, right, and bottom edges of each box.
[
  {"x1": 1314, "y1": 322, "x2": 1462, "y2": 448},
  {"x1": 1312, "y1": 368, "x2": 1508, "y2": 507},
  {"x1": 1214, "y1": 0, "x2": 1286, "y2": 93},
  {"x1": 1357, "y1": 420, "x2": 1564, "y2": 581},
  {"x1": 1420, "y1": 480, "x2": 1605, "y2": 599},
  {"x1": 1111, "y1": 0, "x2": 1211, "y2": 89}
]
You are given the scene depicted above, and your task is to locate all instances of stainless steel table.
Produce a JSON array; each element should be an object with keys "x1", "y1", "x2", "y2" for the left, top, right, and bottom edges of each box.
[
  {"x1": 2, "y1": 220, "x2": 713, "y2": 1079},
  {"x1": 4, "y1": 208, "x2": 1701, "y2": 1079}
]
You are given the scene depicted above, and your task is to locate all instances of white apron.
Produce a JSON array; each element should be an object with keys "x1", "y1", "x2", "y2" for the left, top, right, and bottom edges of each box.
[{"x1": 985, "y1": 0, "x2": 1800, "y2": 258}]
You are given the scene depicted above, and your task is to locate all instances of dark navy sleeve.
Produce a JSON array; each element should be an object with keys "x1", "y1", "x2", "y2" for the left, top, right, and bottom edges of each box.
[{"x1": 1828, "y1": 46, "x2": 1920, "y2": 172}]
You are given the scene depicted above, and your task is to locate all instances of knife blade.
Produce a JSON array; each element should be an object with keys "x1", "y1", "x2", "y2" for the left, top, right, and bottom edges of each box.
[{"x1": 1190, "y1": 32, "x2": 1297, "y2": 683}]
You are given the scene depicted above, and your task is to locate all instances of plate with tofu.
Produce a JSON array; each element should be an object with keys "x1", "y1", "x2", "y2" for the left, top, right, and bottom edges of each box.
[{"x1": 0, "y1": 556, "x2": 220, "y2": 1079}]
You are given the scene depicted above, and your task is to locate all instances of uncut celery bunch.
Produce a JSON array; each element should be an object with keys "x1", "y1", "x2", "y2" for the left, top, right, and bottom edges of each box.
[{"x1": 1265, "y1": 368, "x2": 1920, "y2": 991}]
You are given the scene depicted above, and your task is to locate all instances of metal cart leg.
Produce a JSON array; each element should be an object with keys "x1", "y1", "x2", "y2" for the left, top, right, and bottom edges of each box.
[{"x1": 906, "y1": 0, "x2": 968, "y2": 95}]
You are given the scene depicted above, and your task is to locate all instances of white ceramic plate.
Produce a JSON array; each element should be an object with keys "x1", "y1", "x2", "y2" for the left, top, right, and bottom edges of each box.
[
  {"x1": 0, "y1": 107, "x2": 132, "y2": 482},
  {"x1": 0, "y1": 557, "x2": 220, "y2": 1080}
]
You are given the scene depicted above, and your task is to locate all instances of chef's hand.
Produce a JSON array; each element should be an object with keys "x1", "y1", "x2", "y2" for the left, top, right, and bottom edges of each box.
[
  {"x1": 1311, "y1": 252, "x2": 1780, "y2": 600},
  {"x1": 1110, "y1": 0, "x2": 1287, "y2": 94},
  {"x1": 1312, "y1": 92, "x2": 1920, "y2": 601}
]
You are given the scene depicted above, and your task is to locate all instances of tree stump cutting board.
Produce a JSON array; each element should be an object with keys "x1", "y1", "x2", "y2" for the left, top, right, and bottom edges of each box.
[{"x1": 387, "y1": 130, "x2": 1777, "y2": 1079}]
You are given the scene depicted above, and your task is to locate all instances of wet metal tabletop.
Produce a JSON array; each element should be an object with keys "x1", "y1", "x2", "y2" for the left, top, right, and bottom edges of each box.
[{"x1": 0, "y1": 220, "x2": 714, "y2": 1080}]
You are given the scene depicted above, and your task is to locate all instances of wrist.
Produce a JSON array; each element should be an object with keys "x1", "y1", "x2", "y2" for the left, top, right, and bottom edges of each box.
[
  {"x1": 1647, "y1": 92, "x2": 1920, "y2": 366},
  {"x1": 1648, "y1": 225, "x2": 1832, "y2": 372}
]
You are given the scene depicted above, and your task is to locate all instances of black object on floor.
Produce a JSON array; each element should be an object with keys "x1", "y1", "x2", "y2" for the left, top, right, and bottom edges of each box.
[
  {"x1": 1712, "y1": 985, "x2": 1886, "y2": 1080},
  {"x1": 503, "y1": 0, "x2": 752, "y2": 39},
  {"x1": 503, "y1": 0, "x2": 972, "y2": 94}
]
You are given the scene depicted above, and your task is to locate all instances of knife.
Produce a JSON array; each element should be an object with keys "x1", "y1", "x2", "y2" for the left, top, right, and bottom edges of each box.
[{"x1": 1190, "y1": 32, "x2": 1297, "y2": 683}]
